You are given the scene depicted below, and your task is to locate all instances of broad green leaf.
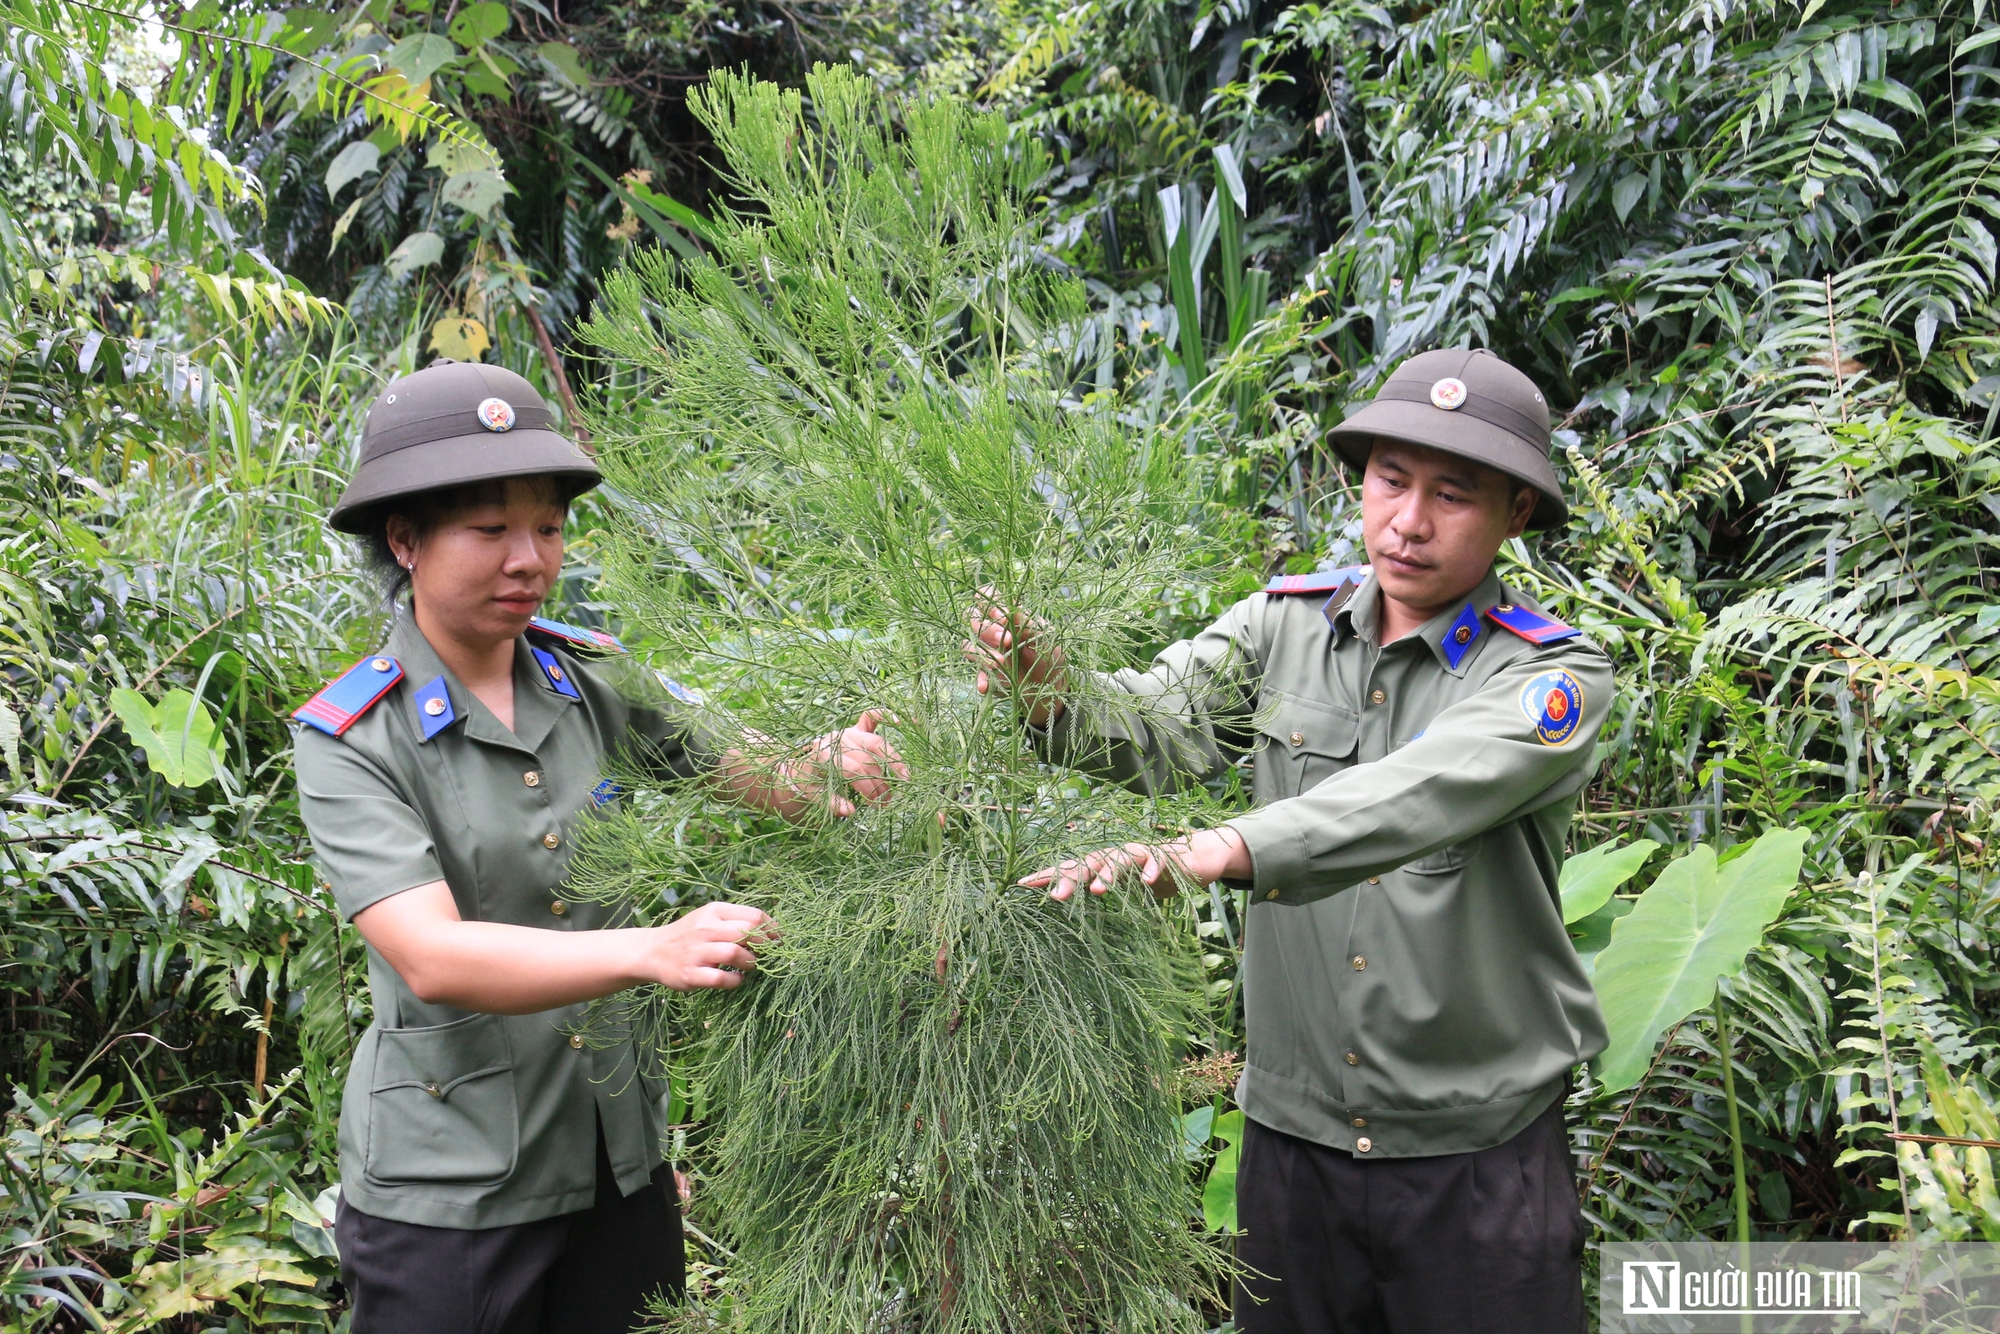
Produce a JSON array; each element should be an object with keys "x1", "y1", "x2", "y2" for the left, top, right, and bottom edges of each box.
[
  {"x1": 280, "y1": 8, "x2": 338, "y2": 54},
  {"x1": 447, "y1": 1, "x2": 511, "y2": 47},
  {"x1": 1569, "y1": 896, "x2": 1634, "y2": 980},
  {"x1": 538, "y1": 41, "x2": 590, "y2": 86},
  {"x1": 387, "y1": 230, "x2": 446, "y2": 278},
  {"x1": 1612, "y1": 172, "x2": 1646, "y2": 223},
  {"x1": 1548, "y1": 285, "x2": 1607, "y2": 308},
  {"x1": 386, "y1": 33, "x2": 459, "y2": 87},
  {"x1": 1202, "y1": 1109, "x2": 1244, "y2": 1233},
  {"x1": 110, "y1": 688, "x2": 221, "y2": 787},
  {"x1": 1180, "y1": 1104, "x2": 1215, "y2": 1160},
  {"x1": 1559, "y1": 838, "x2": 1660, "y2": 924},
  {"x1": 427, "y1": 136, "x2": 497, "y2": 176},
  {"x1": 0, "y1": 700, "x2": 19, "y2": 780},
  {"x1": 440, "y1": 169, "x2": 509, "y2": 219},
  {"x1": 1592, "y1": 828, "x2": 1808, "y2": 1092},
  {"x1": 1954, "y1": 25, "x2": 2000, "y2": 58},
  {"x1": 324, "y1": 140, "x2": 380, "y2": 199}
]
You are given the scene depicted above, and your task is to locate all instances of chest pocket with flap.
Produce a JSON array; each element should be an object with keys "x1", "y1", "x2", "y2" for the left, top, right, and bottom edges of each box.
[{"x1": 1255, "y1": 694, "x2": 1361, "y2": 801}]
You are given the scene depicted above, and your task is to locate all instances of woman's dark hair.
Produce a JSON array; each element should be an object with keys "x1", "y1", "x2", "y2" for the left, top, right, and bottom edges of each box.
[{"x1": 358, "y1": 473, "x2": 597, "y2": 607}]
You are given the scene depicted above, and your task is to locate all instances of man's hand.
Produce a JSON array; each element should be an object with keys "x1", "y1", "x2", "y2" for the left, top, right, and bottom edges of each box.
[
  {"x1": 962, "y1": 586, "x2": 1069, "y2": 728},
  {"x1": 648, "y1": 901, "x2": 772, "y2": 990},
  {"x1": 1019, "y1": 826, "x2": 1252, "y2": 901},
  {"x1": 725, "y1": 710, "x2": 910, "y2": 820}
]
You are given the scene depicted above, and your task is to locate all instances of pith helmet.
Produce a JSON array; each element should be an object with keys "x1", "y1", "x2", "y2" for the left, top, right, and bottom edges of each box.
[
  {"x1": 1326, "y1": 348, "x2": 1567, "y2": 529},
  {"x1": 328, "y1": 361, "x2": 600, "y2": 535}
]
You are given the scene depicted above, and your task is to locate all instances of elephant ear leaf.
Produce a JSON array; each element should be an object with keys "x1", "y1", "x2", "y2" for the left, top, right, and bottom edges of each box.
[
  {"x1": 110, "y1": 688, "x2": 220, "y2": 788},
  {"x1": 1559, "y1": 838, "x2": 1660, "y2": 924},
  {"x1": 1591, "y1": 828, "x2": 1808, "y2": 1093},
  {"x1": 1202, "y1": 1109, "x2": 1245, "y2": 1234}
]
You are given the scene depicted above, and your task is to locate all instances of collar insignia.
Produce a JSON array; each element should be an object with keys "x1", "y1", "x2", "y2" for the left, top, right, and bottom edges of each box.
[
  {"x1": 531, "y1": 646, "x2": 583, "y2": 699},
  {"x1": 1441, "y1": 602, "x2": 1483, "y2": 669},
  {"x1": 413, "y1": 675, "x2": 456, "y2": 741}
]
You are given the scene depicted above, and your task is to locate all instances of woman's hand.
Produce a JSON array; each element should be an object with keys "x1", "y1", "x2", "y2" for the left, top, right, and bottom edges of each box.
[
  {"x1": 647, "y1": 901, "x2": 772, "y2": 990},
  {"x1": 723, "y1": 709, "x2": 911, "y2": 821},
  {"x1": 354, "y1": 881, "x2": 775, "y2": 1014},
  {"x1": 962, "y1": 587, "x2": 1069, "y2": 728},
  {"x1": 1018, "y1": 827, "x2": 1253, "y2": 902}
]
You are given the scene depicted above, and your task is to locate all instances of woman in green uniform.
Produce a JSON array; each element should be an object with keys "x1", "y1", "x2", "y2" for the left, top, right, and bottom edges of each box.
[{"x1": 294, "y1": 361, "x2": 902, "y2": 1334}]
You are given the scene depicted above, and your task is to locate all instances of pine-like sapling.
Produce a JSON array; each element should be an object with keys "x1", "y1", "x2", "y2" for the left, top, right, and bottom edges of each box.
[{"x1": 574, "y1": 67, "x2": 1230, "y2": 1333}]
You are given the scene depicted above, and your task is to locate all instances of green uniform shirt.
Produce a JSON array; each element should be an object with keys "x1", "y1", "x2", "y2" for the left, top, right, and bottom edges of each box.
[
  {"x1": 295, "y1": 615, "x2": 715, "y2": 1229},
  {"x1": 1035, "y1": 566, "x2": 1610, "y2": 1159}
]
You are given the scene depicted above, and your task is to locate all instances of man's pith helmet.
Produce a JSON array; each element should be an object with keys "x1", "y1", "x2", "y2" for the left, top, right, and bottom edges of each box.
[
  {"x1": 328, "y1": 361, "x2": 600, "y2": 535},
  {"x1": 1326, "y1": 348, "x2": 1567, "y2": 529}
]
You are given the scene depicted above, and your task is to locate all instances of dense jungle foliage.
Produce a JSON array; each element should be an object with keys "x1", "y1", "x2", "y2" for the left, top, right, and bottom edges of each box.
[{"x1": 4, "y1": 0, "x2": 2000, "y2": 1327}]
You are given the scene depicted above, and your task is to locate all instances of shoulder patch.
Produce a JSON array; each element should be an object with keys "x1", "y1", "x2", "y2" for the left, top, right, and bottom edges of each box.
[
  {"x1": 530, "y1": 645, "x2": 583, "y2": 699},
  {"x1": 1484, "y1": 601, "x2": 1581, "y2": 646},
  {"x1": 1265, "y1": 564, "x2": 1371, "y2": 597},
  {"x1": 527, "y1": 616, "x2": 626, "y2": 654},
  {"x1": 1520, "y1": 670, "x2": 1585, "y2": 746},
  {"x1": 295, "y1": 656, "x2": 404, "y2": 737}
]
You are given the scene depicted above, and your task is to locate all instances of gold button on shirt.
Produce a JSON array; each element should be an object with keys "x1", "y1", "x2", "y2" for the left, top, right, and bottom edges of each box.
[
  {"x1": 1028, "y1": 566, "x2": 1612, "y2": 1159},
  {"x1": 295, "y1": 614, "x2": 730, "y2": 1229}
]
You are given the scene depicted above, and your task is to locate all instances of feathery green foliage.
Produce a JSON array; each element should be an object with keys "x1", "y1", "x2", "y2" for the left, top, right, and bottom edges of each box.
[{"x1": 574, "y1": 66, "x2": 1225, "y2": 1331}]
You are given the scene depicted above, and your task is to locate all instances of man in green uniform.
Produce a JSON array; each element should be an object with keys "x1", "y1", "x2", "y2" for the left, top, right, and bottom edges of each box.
[{"x1": 968, "y1": 348, "x2": 1610, "y2": 1333}]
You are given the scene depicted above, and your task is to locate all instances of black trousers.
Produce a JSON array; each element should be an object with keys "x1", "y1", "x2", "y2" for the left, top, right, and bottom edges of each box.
[
  {"x1": 1234, "y1": 1096, "x2": 1585, "y2": 1334},
  {"x1": 336, "y1": 1131, "x2": 684, "y2": 1334}
]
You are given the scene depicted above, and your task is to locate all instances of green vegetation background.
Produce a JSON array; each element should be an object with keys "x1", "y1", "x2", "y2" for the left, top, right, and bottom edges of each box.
[{"x1": 4, "y1": 0, "x2": 2000, "y2": 1327}]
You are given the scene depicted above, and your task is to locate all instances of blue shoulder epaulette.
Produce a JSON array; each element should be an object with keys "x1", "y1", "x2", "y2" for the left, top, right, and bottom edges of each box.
[
  {"x1": 1264, "y1": 564, "x2": 1371, "y2": 596},
  {"x1": 295, "y1": 655, "x2": 404, "y2": 736},
  {"x1": 526, "y1": 616, "x2": 625, "y2": 654},
  {"x1": 1485, "y1": 601, "x2": 1582, "y2": 646}
]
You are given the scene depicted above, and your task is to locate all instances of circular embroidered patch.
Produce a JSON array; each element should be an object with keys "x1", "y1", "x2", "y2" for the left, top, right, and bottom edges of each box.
[
  {"x1": 1519, "y1": 669, "x2": 1584, "y2": 746},
  {"x1": 1430, "y1": 376, "x2": 1468, "y2": 410},
  {"x1": 476, "y1": 397, "x2": 516, "y2": 432}
]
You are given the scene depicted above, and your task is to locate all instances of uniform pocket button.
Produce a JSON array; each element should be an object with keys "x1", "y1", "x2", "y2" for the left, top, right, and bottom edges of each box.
[
  {"x1": 550, "y1": 901, "x2": 567, "y2": 916},
  {"x1": 424, "y1": 1083, "x2": 441, "y2": 1098},
  {"x1": 1289, "y1": 730, "x2": 1304, "y2": 747},
  {"x1": 524, "y1": 771, "x2": 541, "y2": 787},
  {"x1": 1366, "y1": 877, "x2": 1380, "y2": 885},
  {"x1": 542, "y1": 832, "x2": 560, "y2": 849},
  {"x1": 568, "y1": 1034, "x2": 584, "y2": 1050},
  {"x1": 1356, "y1": 1136, "x2": 1372, "y2": 1153}
]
